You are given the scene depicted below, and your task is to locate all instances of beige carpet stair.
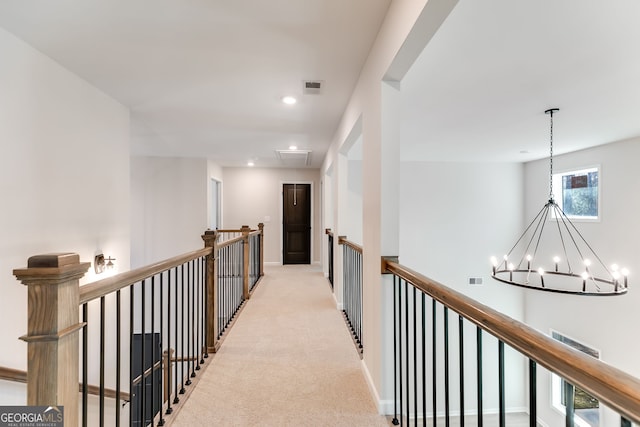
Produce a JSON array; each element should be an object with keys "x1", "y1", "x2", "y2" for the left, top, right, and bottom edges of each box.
[{"x1": 170, "y1": 265, "x2": 388, "y2": 427}]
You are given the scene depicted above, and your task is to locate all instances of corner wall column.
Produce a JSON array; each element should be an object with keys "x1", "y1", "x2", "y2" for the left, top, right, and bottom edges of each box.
[{"x1": 14, "y1": 253, "x2": 90, "y2": 427}]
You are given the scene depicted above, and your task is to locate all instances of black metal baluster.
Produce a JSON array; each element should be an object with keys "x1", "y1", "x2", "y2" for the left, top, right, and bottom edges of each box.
[
  {"x1": 158, "y1": 273, "x2": 165, "y2": 426},
  {"x1": 398, "y1": 278, "x2": 404, "y2": 427},
  {"x1": 82, "y1": 303, "x2": 88, "y2": 427},
  {"x1": 529, "y1": 360, "x2": 536, "y2": 427},
  {"x1": 180, "y1": 265, "x2": 186, "y2": 394},
  {"x1": 116, "y1": 290, "x2": 121, "y2": 427},
  {"x1": 476, "y1": 328, "x2": 483, "y2": 427},
  {"x1": 196, "y1": 257, "x2": 202, "y2": 369},
  {"x1": 422, "y1": 293, "x2": 426, "y2": 427},
  {"x1": 459, "y1": 315, "x2": 464, "y2": 427},
  {"x1": 100, "y1": 296, "x2": 105, "y2": 427},
  {"x1": 432, "y1": 299, "x2": 437, "y2": 427},
  {"x1": 564, "y1": 381, "x2": 575, "y2": 427},
  {"x1": 405, "y1": 279, "x2": 410, "y2": 425},
  {"x1": 140, "y1": 280, "x2": 146, "y2": 426},
  {"x1": 498, "y1": 340, "x2": 505, "y2": 427},
  {"x1": 203, "y1": 256, "x2": 209, "y2": 360},
  {"x1": 129, "y1": 284, "x2": 135, "y2": 425},
  {"x1": 173, "y1": 268, "x2": 180, "y2": 405},
  {"x1": 444, "y1": 307, "x2": 449, "y2": 427},
  {"x1": 414, "y1": 286, "x2": 417, "y2": 426},
  {"x1": 392, "y1": 275, "x2": 400, "y2": 426},
  {"x1": 218, "y1": 247, "x2": 222, "y2": 337},
  {"x1": 150, "y1": 276, "x2": 156, "y2": 426},
  {"x1": 186, "y1": 262, "x2": 192, "y2": 386},
  {"x1": 167, "y1": 269, "x2": 174, "y2": 414},
  {"x1": 191, "y1": 260, "x2": 197, "y2": 377}
]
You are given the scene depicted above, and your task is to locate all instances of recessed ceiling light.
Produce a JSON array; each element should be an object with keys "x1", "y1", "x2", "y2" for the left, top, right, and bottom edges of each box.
[
  {"x1": 247, "y1": 161, "x2": 255, "y2": 167},
  {"x1": 289, "y1": 145, "x2": 298, "y2": 150},
  {"x1": 282, "y1": 96, "x2": 297, "y2": 105}
]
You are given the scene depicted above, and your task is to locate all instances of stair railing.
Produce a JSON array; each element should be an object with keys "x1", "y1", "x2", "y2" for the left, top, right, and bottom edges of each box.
[
  {"x1": 339, "y1": 235, "x2": 363, "y2": 355},
  {"x1": 382, "y1": 258, "x2": 640, "y2": 426},
  {"x1": 13, "y1": 224, "x2": 264, "y2": 427}
]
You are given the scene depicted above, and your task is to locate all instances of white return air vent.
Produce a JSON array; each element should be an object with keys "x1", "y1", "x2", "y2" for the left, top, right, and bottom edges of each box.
[
  {"x1": 303, "y1": 80, "x2": 324, "y2": 95},
  {"x1": 275, "y1": 149, "x2": 312, "y2": 166}
]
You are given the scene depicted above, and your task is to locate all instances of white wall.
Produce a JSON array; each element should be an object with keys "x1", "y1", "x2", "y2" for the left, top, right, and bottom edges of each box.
[
  {"x1": 346, "y1": 158, "x2": 363, "y2": 245},
  {"x1": 222, "y1": 167, "x2": 322, "y2": 264},
  {"x1": 130, "y1": 156, "x2": 209, "y2": 267},
  {"x1": 523, "y1": 137, "x2": 640, "y2": 426},
  {"x1": 321, "y1": 0, "x2": 460, "y2": 409},
  {"x1": 398, "y1": 161, "x2": 526, "y2": 414},
  {"x1": 0, "y1": 27, "x2": 130, "y2": 377}
]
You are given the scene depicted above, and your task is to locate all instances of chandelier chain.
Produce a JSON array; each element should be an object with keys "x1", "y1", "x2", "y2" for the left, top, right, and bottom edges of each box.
[{"x1": 545, "y1": 108, "x2": 558, "y2": 201}]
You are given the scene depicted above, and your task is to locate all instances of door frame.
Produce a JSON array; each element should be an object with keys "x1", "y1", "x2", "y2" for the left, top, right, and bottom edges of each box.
[{"x1": 279, "y1": 180, "x2": 314, "y2": 265}]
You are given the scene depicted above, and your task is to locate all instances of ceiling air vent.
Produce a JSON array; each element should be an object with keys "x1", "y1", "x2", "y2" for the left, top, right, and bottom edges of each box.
[
  {"x1": 275, "y1": 149, "x2": 312, "y2": 166},
  {"x1": 303, "y1": 80, "x2": 323, "y2": 95}
]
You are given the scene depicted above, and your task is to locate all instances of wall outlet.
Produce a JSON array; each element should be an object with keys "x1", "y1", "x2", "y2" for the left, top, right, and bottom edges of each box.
[{"x1": 469, "y1": 277, "x2": 483, "y2": 285}]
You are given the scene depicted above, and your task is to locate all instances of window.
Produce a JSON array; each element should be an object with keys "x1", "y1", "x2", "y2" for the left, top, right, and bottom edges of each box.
[
  {"x1": 552, "y1": 166, "x2": 599, "y2": 220},
  {"x1": 551, "y1": 331, "x2": 600, "y2": 426}
]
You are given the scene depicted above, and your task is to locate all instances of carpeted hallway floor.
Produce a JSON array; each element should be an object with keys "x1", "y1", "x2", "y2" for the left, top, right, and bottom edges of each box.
[{"x1": 170, "y1": 265, "x2": 388, "y2": 427}]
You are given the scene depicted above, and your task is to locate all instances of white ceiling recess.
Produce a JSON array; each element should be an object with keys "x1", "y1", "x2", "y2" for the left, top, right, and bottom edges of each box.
[
  {"x1": 0, "y1": 0, "x2": 392, "y2": 168},
  {"x1": 400, "y1": 0, "x2": 640, "y2": 163}
]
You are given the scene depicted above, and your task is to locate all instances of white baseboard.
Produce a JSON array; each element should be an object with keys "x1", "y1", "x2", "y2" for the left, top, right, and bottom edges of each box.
[
  {"x1": 264, "y1": 261, "x2": 281, "y2": 266},
  {"x1": 360, "y1": 359, "x2": 384, "y2": 415}
]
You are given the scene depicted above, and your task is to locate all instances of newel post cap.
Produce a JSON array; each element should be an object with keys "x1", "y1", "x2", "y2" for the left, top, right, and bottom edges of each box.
[
  {"x1": 14, "y1": 253, "x2": 90, "y2": 284},
  {"x1": 202, "y1": 229, "x2": 219, "y2": 247}
]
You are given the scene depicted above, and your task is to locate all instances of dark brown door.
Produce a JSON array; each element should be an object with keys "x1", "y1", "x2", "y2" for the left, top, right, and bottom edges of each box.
[{"x1": 283, "y1": 183, "x2": 311, "y2": 264}]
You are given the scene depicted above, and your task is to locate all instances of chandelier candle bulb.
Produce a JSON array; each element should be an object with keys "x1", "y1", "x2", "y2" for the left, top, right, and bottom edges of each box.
[
  {"x1": 538, "y1": 268, "x2": 545, "y2": 287},
  {"x1": 526, "y1": 254, "x2": 532, "y2": 270},
  {"x1": 553, "y1": 256, "x2": 560, "y2": 272},
  {"x1": 621, "y1": 268, "x2": 629, "y2": 287},
  {"x1": 581, "y1": 271, "x2": 589, "y2": 292}
]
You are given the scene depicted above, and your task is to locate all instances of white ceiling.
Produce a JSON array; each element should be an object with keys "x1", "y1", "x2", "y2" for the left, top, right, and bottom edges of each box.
[
  {"x1": 401, "y1": 0, "x2": 640, "y2": 162},
  {"x1": 2, "y1": 1, "x2": 639, "y2": 168},
  {"x1": 0, "y1": 0, "x2": 391, "y2": 168}
]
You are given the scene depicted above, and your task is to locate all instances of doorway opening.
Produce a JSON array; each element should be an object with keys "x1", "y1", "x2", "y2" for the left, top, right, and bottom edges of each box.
[{"x1": 282, "y1": 183, "x2": 311, "y2": 264}]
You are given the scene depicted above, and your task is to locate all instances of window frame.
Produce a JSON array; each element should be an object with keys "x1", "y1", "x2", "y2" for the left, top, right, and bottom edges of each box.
[
  {"x1": 551, "y1": 165, "x2": 601, "y2": 222},
  {"x1": 550, "y1": 330, "x2": 601, "y2": 427}
]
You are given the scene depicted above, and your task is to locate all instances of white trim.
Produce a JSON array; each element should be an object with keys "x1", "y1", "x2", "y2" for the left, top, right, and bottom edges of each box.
[
  {"x1": 360, "y1": 359, "x2": 383, "y2": 414},
  {"x1": 264, "y1": 261, "x2": 281, "y2": 267}
]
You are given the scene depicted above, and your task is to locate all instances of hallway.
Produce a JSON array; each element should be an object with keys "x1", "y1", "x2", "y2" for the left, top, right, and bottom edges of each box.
[{"x1": 171, "y1": 265, "x2": 388, "y2": 427}]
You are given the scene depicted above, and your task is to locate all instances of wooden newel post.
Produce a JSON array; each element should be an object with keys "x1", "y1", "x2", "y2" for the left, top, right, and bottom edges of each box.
[
  {"x1": 13, "y1": 253, "x2": 90, "y2": 427},
  {"x1": 241, "y1": 225, "x2": 251, "y2": 300},
  {"x1": 202, "y1": 230, "x2": 219, "y2": 353},
  {"x1": 258, "y1": 223, "x2": 265, "y2": 277}
]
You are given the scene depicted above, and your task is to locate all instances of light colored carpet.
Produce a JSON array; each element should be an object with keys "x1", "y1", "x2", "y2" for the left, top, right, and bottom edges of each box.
[{"x1": 170, "y1": 265, "x2": 388, "y2": 427}]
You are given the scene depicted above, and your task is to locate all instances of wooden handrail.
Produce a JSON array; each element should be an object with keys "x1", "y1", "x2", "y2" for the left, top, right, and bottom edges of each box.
[
  {"x1": 338, "y1": 236, "x2": 363, "y2": 254},
  {"x1": 382, "y1": 259, "x2": 640, "y2": 424},
  {"x1": 0, "y1": 366, "x2": 26, "y2": 383},
  {"x1": 80, "y1": 248, "x2": 211, "y2": 304},
  {"x1": 325, "y1": 228, "x2": 333, "y2": 236},
  {"x1": 217, "y1": 235, "x2": 244, "y2": 250},
  {"x1": 0, "y1": 366, "x2": 130, "y2": 401}
]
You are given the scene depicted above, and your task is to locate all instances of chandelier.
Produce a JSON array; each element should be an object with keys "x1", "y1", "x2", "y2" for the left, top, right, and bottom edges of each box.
[{"x1": 491, "y1": 109, "x2": 628, "y2": 295}]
